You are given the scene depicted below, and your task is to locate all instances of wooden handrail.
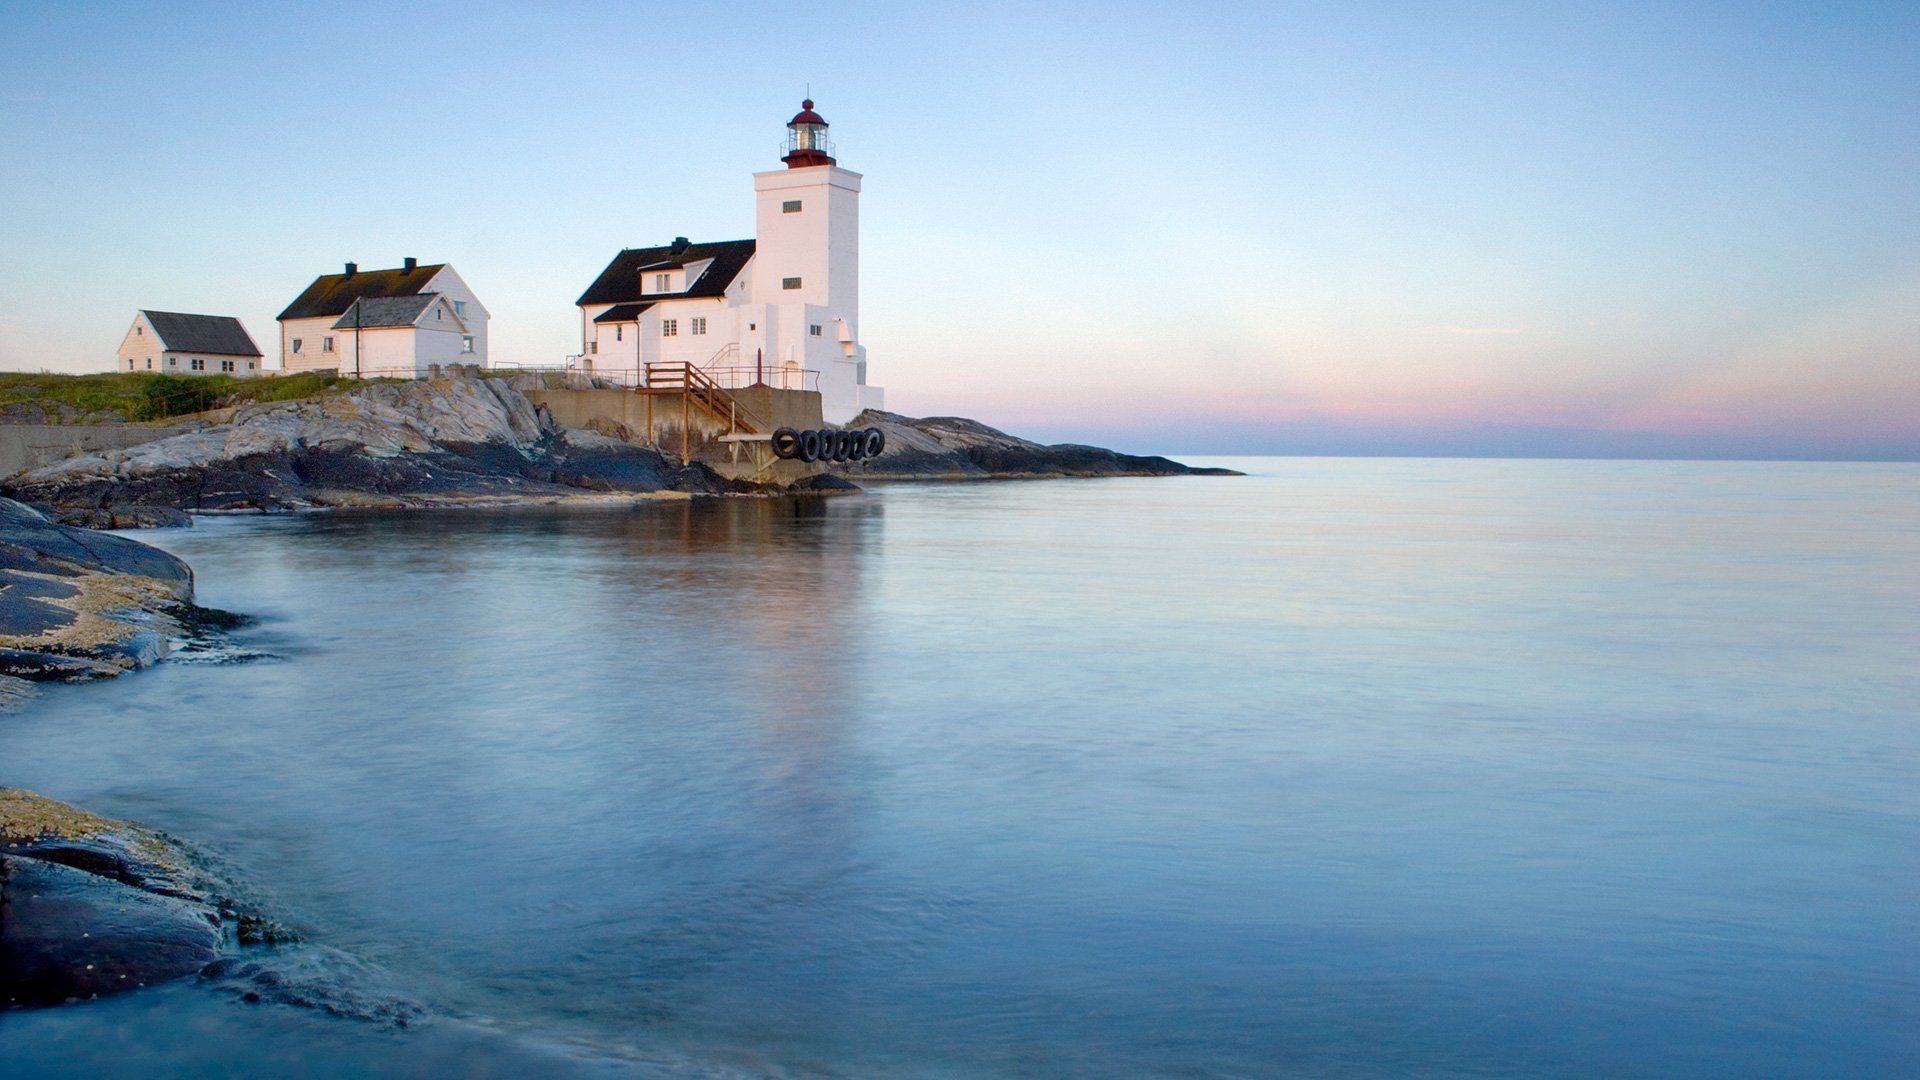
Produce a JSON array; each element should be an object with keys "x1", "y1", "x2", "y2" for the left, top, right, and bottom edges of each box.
[{"x1": 638, "y1": 361, "x2": 766, "y2": 437}]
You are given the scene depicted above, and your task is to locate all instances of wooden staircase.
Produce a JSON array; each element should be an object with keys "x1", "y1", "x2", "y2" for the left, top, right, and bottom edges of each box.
[{"x1": 637, "y1": 361, "x2": 768, "y2": 463}]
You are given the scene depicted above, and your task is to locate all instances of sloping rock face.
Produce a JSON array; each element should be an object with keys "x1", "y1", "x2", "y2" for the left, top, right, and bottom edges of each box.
[
  {"x1": 0, "y1": 789, "x2": 226, "y2": 1009},
  {"x1": 836, "y1": 411, "x2": 1239, "y2": 479},
  {"x1": 0, "y1": 498, "x2": 195, "y2": 689},
  {"x1": 2, "y1": 377, "x2": 746, "y2": 523},
  {"x1": 1, "y1": 789, "x2": 413, "y2": 1021}
]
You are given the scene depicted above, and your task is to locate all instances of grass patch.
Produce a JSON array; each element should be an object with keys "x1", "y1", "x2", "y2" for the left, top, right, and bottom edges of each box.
[{"x1": 0, "y1": 371, "x2": 374, "y2": 422}]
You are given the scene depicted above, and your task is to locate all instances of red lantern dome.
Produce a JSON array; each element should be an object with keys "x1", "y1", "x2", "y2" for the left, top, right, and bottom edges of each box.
[{"x1": 782, "y1": 99, "x2": 836, "y2": 168}]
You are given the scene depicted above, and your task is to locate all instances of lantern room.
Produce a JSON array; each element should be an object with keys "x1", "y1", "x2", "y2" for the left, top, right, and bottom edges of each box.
[{"x1": 781, "y1": 99, "x2": 836, "y2": 168}]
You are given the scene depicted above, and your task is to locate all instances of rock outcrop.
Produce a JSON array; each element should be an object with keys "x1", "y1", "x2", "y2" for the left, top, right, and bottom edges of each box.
[
  {"x1": 0, "y1": 789, "x2": 232, "y2": 1009},
  {"x1": 0, "y1": 498, "x2": 197, "y2": 692},
  {"x1": 834, "y1": 411, "x2": 1240, "y2": 479},
  {"x1": 2, "y1": 377, "x2": 750, "y2": 523},
  {"x1": 1, "y1": 788, "x2": 418, "y2": 1021}
]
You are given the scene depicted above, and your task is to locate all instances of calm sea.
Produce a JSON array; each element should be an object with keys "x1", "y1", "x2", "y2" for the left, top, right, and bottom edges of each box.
[{"x1": 2, "y1": 458, "x2": 1915, "y2": 1078}]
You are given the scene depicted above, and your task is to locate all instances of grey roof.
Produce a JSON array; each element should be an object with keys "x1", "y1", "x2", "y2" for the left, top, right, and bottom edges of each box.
[
  {"x1": 592, "y1": 302, "x2": 657, "y2": 323},
  {"x1": 331, "y1": 294, "x2": 441, "y2": 330},
  {"x1": 139, "y1": 311, "x2": 262, "y2": 357}
]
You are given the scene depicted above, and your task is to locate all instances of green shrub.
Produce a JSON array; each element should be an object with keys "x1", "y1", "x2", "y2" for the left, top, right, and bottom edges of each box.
[{"x1": 128, "y1": 374, "x2": 232, "y2": 420}]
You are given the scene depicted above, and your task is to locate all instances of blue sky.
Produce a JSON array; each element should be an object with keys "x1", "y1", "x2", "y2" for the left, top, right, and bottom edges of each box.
[{"x1": 1, "y1": 1, "x2": 1915, "y2": 457}]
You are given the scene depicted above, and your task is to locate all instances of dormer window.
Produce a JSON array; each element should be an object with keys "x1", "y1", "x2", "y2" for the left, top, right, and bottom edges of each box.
[{"x1": 654, "y1": 273, "x2": 671, "y2": 291}]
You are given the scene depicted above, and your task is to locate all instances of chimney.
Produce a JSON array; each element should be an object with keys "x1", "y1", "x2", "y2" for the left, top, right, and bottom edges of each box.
[
  {"x1": 402, "y1": 257, "x2": 417, "y2": 272},
  {"x1": 343, "y1": 262, "x2": 358, "y2": 278},
  {"x1": 671, "y1": 236, "x2": 690, "y2": 253}
]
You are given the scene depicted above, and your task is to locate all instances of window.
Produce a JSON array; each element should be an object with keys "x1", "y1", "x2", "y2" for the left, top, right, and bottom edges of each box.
[
  {"x1": 691, "y1": 317, "x2": 706, "y2": 335},
  {"x1": 782, "y1": 200, "x2": 802, "y2": 213},
  {"x1": 452, "y1": 300, "x2": 466, "y2": 317},
  {"x1": 614, "y1": 325, "x2": 622, "y2": 341},
  {"x1": 662, "y1": 319, "x2": 678, "y2": 337},
  {"x1": 809, "y1": 324, "x2": 822, "y2": 336},
  {"x1": 191, "y1": 358, "x2": 205, "y2": 371},
  {"x1": 146, "y1": 358, "x2": 153, "y2": 369},
  {"x1": 654, "y1": 273, "x2": 671, "y2": 291},
  {"x1": 135, "y1": 326, "x2": 143, "y2": 336},
  {"x1": 588, "y1": 341, "x2": 598, "y2": 355},
  {"x1": 127, "y1": 359, "x2": 135, "y2": 371},
  {"x1": 782, "y1": 277, "x2": 802, "y2": 290},
  {"x1": 168, "y1": 358, "x2": 177, "y2": 367},
  {"x1": 291, "y1": 338, "x2": 303, "y2": 353},
  {"x1": 221, "y1": 359, "x2": 235, "y2": 372},
  {"x1": 748, "y1": 323, "x2": 756, "y2": 331},
  {"x1": 461, "y1": 335, "x2": 475, "y2": 354},
  {"x1": 247, "y1": 362, "x2": 255, "y2": 370},
  {"x1": 323, "y1": 336, "x2": 335, "y2": 352}
]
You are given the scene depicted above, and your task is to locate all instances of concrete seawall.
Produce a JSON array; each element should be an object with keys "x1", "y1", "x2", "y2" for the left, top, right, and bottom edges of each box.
[
  {"x1": 525, "y1": 386, "x2": 827, "y2": 485},
  {"x1": 0, "y1": 424, "x2": 191, "y2": 480}
]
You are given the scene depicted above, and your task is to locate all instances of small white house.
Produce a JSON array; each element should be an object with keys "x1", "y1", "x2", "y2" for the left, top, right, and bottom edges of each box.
[
  {"x1": 576, "y1": 100, "x2": 883, "y2": 423},
  {"x1": 116, "y1": 311, "x2": 264, "y2": 377},
  {"x1": 276, "y1": 259, "x2": 488, "y2": 377}
]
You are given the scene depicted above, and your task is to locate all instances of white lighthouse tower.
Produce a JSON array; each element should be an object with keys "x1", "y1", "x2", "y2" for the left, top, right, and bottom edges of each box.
[{"x1": 747, "y1": 100, "x2": 881, "y2": 422}]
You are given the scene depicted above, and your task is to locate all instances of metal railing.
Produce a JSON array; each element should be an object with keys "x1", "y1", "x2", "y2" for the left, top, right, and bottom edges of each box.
[
  {"x1": 261, "y1": 362, "x2": 822, "y2": 395},
  {"x1": 541, "y1": 365, "x2": 820, "y2": 393}
]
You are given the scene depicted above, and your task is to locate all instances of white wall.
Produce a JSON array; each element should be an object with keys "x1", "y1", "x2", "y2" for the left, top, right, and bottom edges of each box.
[
  {"x1": 277, "y1": 263, "x2": 488, "y2": 375},
  {"x1": 281, "y1": 315, "x2": 345, "y2": 373},
  {"x1": 583, "y1": 300, "x2": 740, "y2": 379},
  {"x1": 751, "y1": 165, "x2": 875, "y2": 422},
  {"x1": 566, "y1": 162, "x2": 880, "y2": 417},
  {"x1": 426, "y1": 266, "x2": 489, "y2": 365},
  {"x1": 115, "y1": 313, "x2": 160, "y2": 372},
  {"x1": 115, "y1": 314, "x2": 262, "y2": 378},
  {"x1": 337, "y1": 297, "x2": 474, "y2": 376}
]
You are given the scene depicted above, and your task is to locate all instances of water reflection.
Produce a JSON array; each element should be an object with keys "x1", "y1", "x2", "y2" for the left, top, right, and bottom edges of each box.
[{"x1": 0, "y1": 465, "x2": 1914, "y2": 1078}]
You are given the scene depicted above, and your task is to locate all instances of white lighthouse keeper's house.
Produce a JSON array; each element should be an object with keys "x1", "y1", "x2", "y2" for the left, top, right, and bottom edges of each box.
[{"x1": 576, "y1": 100, "x2": 883, "y2": 424}]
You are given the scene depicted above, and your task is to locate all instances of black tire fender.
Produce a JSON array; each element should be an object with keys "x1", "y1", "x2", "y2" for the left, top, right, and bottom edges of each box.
[
  {"x1": 797, "y1": 429, "x2": 822, "y2": 462},
  {"x1": 864, "y1": 427, "x2": 885, "y2": 457},
  {"x1": 771, "y1": 427, "x2": 801, "y2": 459}
]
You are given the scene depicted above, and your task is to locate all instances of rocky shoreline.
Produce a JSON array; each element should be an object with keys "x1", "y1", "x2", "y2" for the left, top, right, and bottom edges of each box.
[
  {"x1": 0, "y1": 376, "x2": 765, "y2": 529},
  {"x1": 0, "y1": 505, "x2": 413, "y2": 1019},
  {"x1": 0, "y1": 376, "x2": 1231, "y2": 528},
  {"x1": 840, "y1": 411, "x2": 1240, "y2": 480},
  {"x1": 0, "y1": 497, "x2": 204, "y2": 695},
  {"x1": 1, "y1": 788, "x2": 242, "y2": 1009}
]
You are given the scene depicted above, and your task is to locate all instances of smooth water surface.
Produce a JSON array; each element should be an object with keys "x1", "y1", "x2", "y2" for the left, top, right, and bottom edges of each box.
[{"x1": 2, "y1": 459, "x2": 1916, "y2": 1077}]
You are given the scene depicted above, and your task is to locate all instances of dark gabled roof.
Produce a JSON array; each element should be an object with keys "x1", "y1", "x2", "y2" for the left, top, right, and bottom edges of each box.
[
  {"x1": 278, "y1": 263, "x2": 447, "y2": 320},
  {"x1": 331, "y1": 293, "x2": 441, "y2": 330},
  {"x1": 577, "y1": 239, "x2": 754, "y2": 306},
  {"x1": 139, "y1": 310, "x2": 263, "y2": 356},
  {"x1": 592, "y1": 302, "x2": 657, "y2": 323}
]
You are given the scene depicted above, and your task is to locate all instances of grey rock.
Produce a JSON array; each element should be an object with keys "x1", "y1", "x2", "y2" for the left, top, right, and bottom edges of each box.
[
  {"x1": 0, "y1": 497, "x2": 193, "y2": 684},
  {"x1": 2, "y1": 376, "x2": 744, "y2": 520},
  {"x1": 0, "y1": 854, "x2": 220, "y2": 1008},
  {"x1": 836, "y1": 411, "x2": 1241, "y2": 479}
]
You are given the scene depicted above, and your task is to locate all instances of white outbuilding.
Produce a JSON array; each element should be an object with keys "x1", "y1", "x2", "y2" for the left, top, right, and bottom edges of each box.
[
  {"x1": 576, "y1": 100, "x2": 883, "y2": 424},
  {"x1": 276, "y1": 259, "x2": 488, "y2": 377},
  {"x1": 116, "y1": 310, "x2": 264, "y2": 377}
]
